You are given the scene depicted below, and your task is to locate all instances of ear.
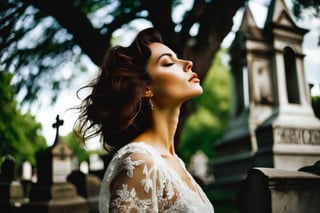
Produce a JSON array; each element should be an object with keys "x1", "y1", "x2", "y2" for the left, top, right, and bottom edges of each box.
[{"x1": 143, "y1": 87, "x2": 153, "y2": 98}]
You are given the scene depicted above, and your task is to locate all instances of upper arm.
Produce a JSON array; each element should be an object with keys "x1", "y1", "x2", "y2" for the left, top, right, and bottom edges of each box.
[{"x1": 109, "y1": 152, "x2": 157, "y2": 212}]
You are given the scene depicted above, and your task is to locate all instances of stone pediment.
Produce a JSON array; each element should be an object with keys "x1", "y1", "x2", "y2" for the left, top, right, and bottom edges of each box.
[
  {"x1": 265, "y1": 0, "x2": 294, "y2": 25},
  {"x1": 51, "y1": 138, "x2": 72, "y2": 157},
  {"x1": 276, "y1": 10, "x2": 297, "y2": 28},
  {"x1": 240, "y1": 6, "x2": 264, "y2": 40},
  {"x1": 264, "y1": 0, "x2": 307, "y2": 32}
]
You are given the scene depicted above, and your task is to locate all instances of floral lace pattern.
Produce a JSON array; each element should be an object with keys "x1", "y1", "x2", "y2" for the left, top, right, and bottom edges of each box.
[{"x1": 99, "y1": 142, "x2": 214, "y2": 213}]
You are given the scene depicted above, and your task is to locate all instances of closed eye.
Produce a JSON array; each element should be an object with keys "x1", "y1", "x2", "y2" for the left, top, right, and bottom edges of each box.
[{"x1": 163, "y1": 63, "x2": 174, "y2": 67}]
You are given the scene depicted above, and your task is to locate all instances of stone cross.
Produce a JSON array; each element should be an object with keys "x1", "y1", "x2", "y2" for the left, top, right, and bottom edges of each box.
[{"x1": 52, "y1": 115, "x2": 64, "y2": 144}]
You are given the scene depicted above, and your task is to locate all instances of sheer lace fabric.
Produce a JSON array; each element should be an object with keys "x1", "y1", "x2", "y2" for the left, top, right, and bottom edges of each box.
[{"x1": 99, "y1": 142, "x2": 214, "y2": 213}]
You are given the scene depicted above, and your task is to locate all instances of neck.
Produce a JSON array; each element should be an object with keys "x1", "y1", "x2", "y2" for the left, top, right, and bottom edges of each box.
[{"x1": 137, "y1": 105, "x2": 180, "y2": 156}]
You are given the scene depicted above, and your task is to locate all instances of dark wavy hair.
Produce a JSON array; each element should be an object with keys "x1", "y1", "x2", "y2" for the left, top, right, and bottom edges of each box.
[{"x1": 75, "y1": 28, "x2": 163, "y2": 152}]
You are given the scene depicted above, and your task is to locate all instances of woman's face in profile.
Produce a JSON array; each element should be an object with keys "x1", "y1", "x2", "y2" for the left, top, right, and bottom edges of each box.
[{"x1": 146, "y1": 42, "x2": 203, "y2": 107}]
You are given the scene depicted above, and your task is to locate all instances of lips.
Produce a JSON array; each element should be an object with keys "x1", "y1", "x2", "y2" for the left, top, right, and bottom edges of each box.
[{"x1": 189, "y1": 73, "x2": 200, "y2": 82}]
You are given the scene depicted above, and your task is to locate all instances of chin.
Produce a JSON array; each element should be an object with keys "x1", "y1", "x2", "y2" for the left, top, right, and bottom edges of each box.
[
  {"x1": 194, "y1": 85, "x2": 203, "y2": 96},
  {"x1": 185, "y1": 87, "x2": 203, "y2": 100}
]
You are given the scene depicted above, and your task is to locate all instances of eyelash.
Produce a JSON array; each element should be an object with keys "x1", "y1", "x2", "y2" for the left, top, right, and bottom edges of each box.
[{"x1": 163, "y1": 63, "x2": 174, "y2": 67}]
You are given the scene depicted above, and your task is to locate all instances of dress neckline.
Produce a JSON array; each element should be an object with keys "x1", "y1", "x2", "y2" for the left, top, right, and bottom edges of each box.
[{"x1": 128, "y1": 141, "x2": 207, "y2": 203}]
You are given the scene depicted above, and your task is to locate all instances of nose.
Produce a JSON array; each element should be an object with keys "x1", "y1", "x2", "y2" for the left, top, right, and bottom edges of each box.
[{"x1": 184, "y1": 60, "x2": 193, "y2": 72}]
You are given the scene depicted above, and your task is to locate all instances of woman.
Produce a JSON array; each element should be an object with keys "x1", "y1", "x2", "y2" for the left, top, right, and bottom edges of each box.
[{"x1": 76, "y1": 28, "x2": 214, "y2": 212}]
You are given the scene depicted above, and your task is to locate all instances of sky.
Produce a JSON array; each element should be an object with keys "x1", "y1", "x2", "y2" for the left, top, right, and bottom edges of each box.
[{"x1": 30, "y1": 0, "x2": 320, "y2": 149}]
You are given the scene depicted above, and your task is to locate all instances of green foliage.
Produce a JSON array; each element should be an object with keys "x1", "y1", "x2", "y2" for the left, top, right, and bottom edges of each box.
[
  {"x1": 292, "y1": 0, "x2": 320, "y2": 19},
  {"x1": 178, "y1": 49, "x2": 231, "y2": 162},
  {"x1": 61, "y1": 130, "x2": 106, "y2": 167},
  {"x1": 61, "y1": 131, "x2": 90, "y2": 163},
  {"x1": 73, "y1": 0, "x2": 108, "y2": 14},
  {"x1": 0, "y1": 71, "x2": 47, "y2": 171}
]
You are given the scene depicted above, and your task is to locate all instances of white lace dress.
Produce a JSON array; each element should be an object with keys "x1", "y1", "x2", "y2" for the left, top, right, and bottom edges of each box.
[{"x1": 99, "y1": 142, "x2": 214, "y2": 213}]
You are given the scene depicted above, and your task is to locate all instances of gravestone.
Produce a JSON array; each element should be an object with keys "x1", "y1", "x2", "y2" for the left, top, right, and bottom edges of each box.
[
  {"x1": 0, "y1": 155, "x2": 26, "y2": 212},
  {"x1": 21, "y1": 160, "x2": 33, "y2": 199},
  {"x1": 89, "y1": 154, "x2": 104, "y2": 172},
  {"x1": 0, "y1": 155, "x2": 15, "y2": 182},
  {"x1": 211, "y1": 0, "x2": 320, "y2": 210},
  {"x1": 89, "y1": 153, "x2": 105, "y2": 179},
  {"x1": 238, "y1": 168, "x2": 320, "y2": 213},
  {"x1": 189, "y1": 150, "x2": 213, "y2": 185},
  {"x1": 21, "y1": 161, "x2": 32, "y2": 181},
  {"x1": 0, "y1": 155, "x2": 15, "y2": 212},
  {"x1": 22, "y1": 115, "x2": 89, "y2": 213},
  {"x1": 80, "y1": 161, "x2": 89, "y2": 174},
  {"x1": 67, "y1": 170, "x2": 101, "y2": 213},
  {"x1": 85, "y1": 174, "x2": 100, "y2": 213}
]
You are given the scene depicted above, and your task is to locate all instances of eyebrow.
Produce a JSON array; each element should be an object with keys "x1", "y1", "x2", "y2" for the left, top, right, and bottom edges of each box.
[{"x1": 157, "y1": 52, "x2": 177, "y2": 62}]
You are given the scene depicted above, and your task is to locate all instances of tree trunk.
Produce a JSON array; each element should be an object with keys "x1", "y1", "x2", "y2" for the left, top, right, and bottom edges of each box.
[{"x1": 24, "y1": 0, "x2": 245, "y2": 143}]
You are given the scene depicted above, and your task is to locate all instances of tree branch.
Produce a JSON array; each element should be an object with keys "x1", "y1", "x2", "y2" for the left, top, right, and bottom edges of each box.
[
  {"x1": 23, "y1": 0, "x2": 108, "y2": 65},
  {"x1": 141, "y1": 0, "x2": 175, "y2": 46},
  {"x1": 177, "y1": 0, "x2": 206, "y2": 54},
  {"x1": 187, "y1": 0, "x2": 245, "y2": 81}
]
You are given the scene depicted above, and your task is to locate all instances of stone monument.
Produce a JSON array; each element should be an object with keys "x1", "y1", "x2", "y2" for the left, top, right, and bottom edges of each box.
[
  {"x1": 238, "y1": 167, "x2": 320, "y2": 213},
  {"x1": 212, "y1": 0, "x2": 320, "y2": 198},
  {"x1": 0, "y1": 155, "x2": 26, "y2": 212},
  {"x1": 67, "y1": 170, "x2": 101, "y2": 213},
  {"x1": 22, "y1": 115, "x2": 89, "y2": 213}
]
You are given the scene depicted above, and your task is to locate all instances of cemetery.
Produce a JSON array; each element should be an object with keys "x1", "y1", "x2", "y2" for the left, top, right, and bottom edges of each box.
[{"x1": 0, "y1": 0, "x2": 319, "y2": 212}]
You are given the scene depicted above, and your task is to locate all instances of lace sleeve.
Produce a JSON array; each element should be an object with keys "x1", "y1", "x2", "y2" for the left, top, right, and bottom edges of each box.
[{"x1": 109, "y1": 152, "x2": 158, "y2": 212}]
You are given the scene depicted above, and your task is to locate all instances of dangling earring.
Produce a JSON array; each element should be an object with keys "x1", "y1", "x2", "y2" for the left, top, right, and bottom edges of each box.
[{"x1": 149, "y1": 98, "x2": 154, "y2": 110}]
